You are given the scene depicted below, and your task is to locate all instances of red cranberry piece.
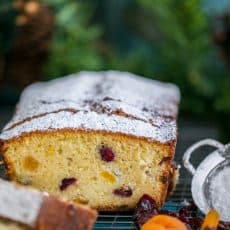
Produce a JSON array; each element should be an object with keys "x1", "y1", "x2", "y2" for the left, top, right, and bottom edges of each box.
[
  {"x1": 187, "y1": 217, "x2": 202, "y2": 229},
  {"x1": 99, "y1": 146, "x2": 115, "y2": 162},
  {"x1": 178, "y1": 202, "x2": 201, "y2": 229},
  {"x1": 113, "y1": 186, "x2": 133, "y2": 197},
  {"x1": 159, "y1": 210, "x2": 178, "y2": 217},
  {"x1": 60, "y1": 177, "x2": 77, "y2": 191},
  {"x1": 218, "y1": 222, "x2": 230, "y2": 230},
  {"x1": 134, "y1": 194, "x2": 159, "y2": 226}
]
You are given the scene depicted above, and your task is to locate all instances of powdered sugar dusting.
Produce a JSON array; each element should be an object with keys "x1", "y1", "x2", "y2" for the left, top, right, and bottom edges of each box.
[
  {"x1": 0, "y1": 71, "x2": 180, "y2": 142},
  {"x1": 0, "y1": 179, "x2": 44, "y2": 227},
  {"x1": 208, "y1": 165, "x2": 230, "y2": 221}
]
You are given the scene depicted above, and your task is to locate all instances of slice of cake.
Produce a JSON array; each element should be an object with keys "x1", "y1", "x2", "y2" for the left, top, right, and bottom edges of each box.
[
  {"x1": 0, "y1": 71, "x2": 180, "y2": 210},
  {"x1": 0, "y1": 179, "x2": 97, "y2": 230}
]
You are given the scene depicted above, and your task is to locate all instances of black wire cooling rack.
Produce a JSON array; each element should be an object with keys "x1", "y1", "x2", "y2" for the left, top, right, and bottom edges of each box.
[{"x1": 95, "y1": 212, "x2": 136, "y2": 230}]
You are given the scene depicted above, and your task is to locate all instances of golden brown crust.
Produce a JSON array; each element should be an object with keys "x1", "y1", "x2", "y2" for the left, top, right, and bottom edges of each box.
[
  {"x1": 1, "y1": 128, "x2": 176, "y2": 146},
  {"x1": 36, "y1": 196, "x2": 97, "y2": 230}
]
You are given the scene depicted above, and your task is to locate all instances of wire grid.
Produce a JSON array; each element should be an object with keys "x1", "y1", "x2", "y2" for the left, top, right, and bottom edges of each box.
[
  {"x1": 94, "y1": 202, "x2": 199, "y2": 230},
  {"x1": 95, "y1": 212, "x2": 136, "y2": 230}
]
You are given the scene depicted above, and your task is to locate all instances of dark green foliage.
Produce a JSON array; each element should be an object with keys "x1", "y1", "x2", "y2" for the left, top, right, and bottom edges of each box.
[
  {"x1": 44, "y1": 0, "x2": 104, "y2": 78},
  {"x1": 133, "y1": 0, "x2": 230, "y2": 140},
  {"x1": 124, "y1": 0, "x2": 225, "y2": 116},
  {"x1": 0, "y1": 2, "x2": 18, "y2": 56},
  {"x1": 103, "y1": 0, "x2": 230, "y2": 121}
]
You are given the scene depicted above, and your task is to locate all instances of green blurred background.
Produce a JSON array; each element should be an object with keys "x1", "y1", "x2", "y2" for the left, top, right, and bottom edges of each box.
[{"x1": 0, "y1": 0, "x2": 230, "y2": 140}]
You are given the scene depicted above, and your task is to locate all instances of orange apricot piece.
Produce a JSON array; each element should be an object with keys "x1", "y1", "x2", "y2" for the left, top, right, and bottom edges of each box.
[
  {"x1": 141, "y1": 215, "x2": 187, "y2": 230},
  {"x1": 201, "y1": 209, "x2": 220, "y2": 230},
  {"x1": 142, "y1": 222, "x2": 165, "y2": 230}
]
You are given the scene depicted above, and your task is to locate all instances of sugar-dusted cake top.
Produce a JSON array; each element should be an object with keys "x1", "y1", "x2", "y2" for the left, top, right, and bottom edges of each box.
[{"x1": 0, "y1": 71, "x2": 180, "y2": 143}]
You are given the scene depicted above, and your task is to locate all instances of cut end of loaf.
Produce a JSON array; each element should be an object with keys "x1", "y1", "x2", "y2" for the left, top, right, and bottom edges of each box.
[
  {"x1": 0, "y1": 178, "x2": 97, "y2": 230},
  {"x1": 2, "y1": 130, "x2": 176, "y2": 210}
]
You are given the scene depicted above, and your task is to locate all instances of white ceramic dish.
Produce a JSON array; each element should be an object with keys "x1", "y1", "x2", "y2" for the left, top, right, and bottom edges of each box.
[{"x1": 183, "y1": 139, "x2": 230, "y2": 222}]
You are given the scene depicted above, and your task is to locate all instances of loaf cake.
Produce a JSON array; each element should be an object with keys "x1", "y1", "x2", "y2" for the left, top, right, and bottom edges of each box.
[
  {"x1": 0, "y1": 178, "x2": 97, "y2": 230},
  {"x1": 0, "y1": 71, "x2": 180, "y2": 210}
]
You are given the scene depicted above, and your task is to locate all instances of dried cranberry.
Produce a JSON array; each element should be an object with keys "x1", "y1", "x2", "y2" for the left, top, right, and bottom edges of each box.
[
  {"x1": 177, "y1": 202, "x2": 201, "y2": 229},
  {"x1": 134, "y1": 194, "x2": 159, "y2": 226},
  {"x1": 218, "y1": 222, "x2": 230, "y2": 230},
  {"x1": 188, "y1": 217, "x2": 202, "y2": 229},
  {"x1": 60, "y1": 177, "x2": 77, "y2": 191},
  {"x1": 113, "y1": 186, "x2": 133, "y2": 197},
  {"x1": 99, "y1": 146, "x2": 115, "y2": 162},
  {"x1": 159, "y1": 209, "x2": 178, "y2": 217}
]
